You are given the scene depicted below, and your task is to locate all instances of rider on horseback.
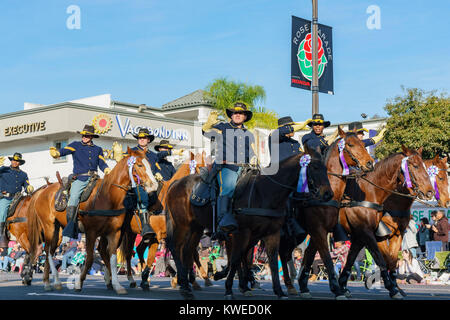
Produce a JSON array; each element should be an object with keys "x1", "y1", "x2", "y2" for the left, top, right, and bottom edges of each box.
[
  {"x1": 153, "y1": 139, "x2": 184, "y2": 181},
  {"x1": 348, "y1": 121, "x2": 386, "y2": 147},
  {"x1": 0, "y1": 153, "x2": 33, "y2": 248},
  {"x1": 268, "y1": 116, "x2": 312, "y2": 238},
  {"x1": 202, "y1": 102, "x2": 258, "y2": 235},
  {"x1": 49, "y1": 125, "x2": 111, "y2": 239}
]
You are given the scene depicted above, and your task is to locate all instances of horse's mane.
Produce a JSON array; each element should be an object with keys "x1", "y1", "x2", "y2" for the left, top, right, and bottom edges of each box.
[{"x1": 322, "y1": 132, "x2": 359, "y2": 165}]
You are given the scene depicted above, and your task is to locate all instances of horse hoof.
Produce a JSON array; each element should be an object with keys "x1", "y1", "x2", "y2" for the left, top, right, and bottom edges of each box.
[
  {"x1": 243, "y1": 291, "x2": 253, "y2": 297},
  {"x1": 288, "y1": 287, "x2": 298, "y2": 295},
  {"x1": 278, "y1": 294, "x2": 289, "y2": 300},
  {"x1": 299, "y1": 292, "x2": 312, "y2": 299},
  {"x1": 224, "y1": 294, "x2": 235, "y2": 300},
  {"x1": 251, "y1": 281, "x2": 261, "y2": 289},
  {"x1": 44, "y1": 284, "x2": 52, "y2": 292},
  {"x1": 106, "y1": 284, "x2": 113, "y2": 290},
  {"x1": 335, "y1": 295, "x2": 348, "y2": 300},
  {"x1": 129, "y1": 282, "x2": 137, "y2": 288},
  {"x1": 390, "y1": 292, "x2": 404, "y2": 300},
  {"x1": 399, "y1": 288, "x2": 407, "y2": 297},
  {"x1": 344, "y1": 290, "x2": 352, "y2": 298},
  {"x1": 53, "y1": 283, "x2": 63, "y2": 291},
  {"x1": 204, "y1": 278, "x2": 213, "y2": 287},
  {"x1": 115, "y1": 287, "x2": 128, "y2": 295},
  {"x1": 140, "y1": 282, "x2": 150, "y2": 291},
  {"x1": 180, "y1": 289, "x2": 195, "y2": 300},
  {"x1": 192, "y1": 282, "x2": 202, "y2": 291},
  {"x1": 74, "y1": 288, "x2": 82, "y2": 292}
]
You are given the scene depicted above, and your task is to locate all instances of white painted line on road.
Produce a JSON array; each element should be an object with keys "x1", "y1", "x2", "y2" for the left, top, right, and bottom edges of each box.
[{"x1": 27, "y1": 292, "x2": 161, "y2": 300}]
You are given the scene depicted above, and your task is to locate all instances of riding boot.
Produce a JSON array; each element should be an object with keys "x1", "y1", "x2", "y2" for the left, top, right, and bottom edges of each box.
[
  {"x1": 62, "y1": 206, "x2": 79, "y2": 239},
  {"x1": 375, "y1": 220, "x2": 392, "y2": 237},
  {"x1": 332, "y1": 223, "x2": 350, "y2": 242},
  {"x1": 0, "y1": 222, "x2": 9, "y2": 248},
  {"x1": 217, "y1": 196, "x2": 238, "y2": 233},
  {"x1": 138, "y1": 209, "x2": 155, "y2": 238}
]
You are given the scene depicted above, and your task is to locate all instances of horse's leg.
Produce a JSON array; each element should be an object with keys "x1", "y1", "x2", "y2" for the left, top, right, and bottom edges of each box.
[
  {"x1": 298, "y1": 240, "x2": 317, "y2": 299},
  {"x1": 313, "y1": 230, "x2": 346, "y2": 299},
  {"x1": 364, "y1": 232, "x2": 402, "y2": 299},
  {"x1": 43, "y1": 242, "x2": 52, "y2": 291},
  {"x1": 263, "y1": 232, "x2": 287, "y2": 299},
  {"x1": 140, "y1": 241, "x2": 158, "y2": 291},
  {"x1": 379, "y1": 234, "x2": 407, "y2": 297},
  {"x1": 98, "y1": 236, "x2": 113, "y2": 290},
  {"x1": 107, "y1": 230, "x2": 127, "y2": 295},
  {"x1": 279, "y1": 235, "x2": 297, "y2": 295},
  {"x1": 20, "y1": 253, "x2": 33, "y2": 286},
  {"x1": 49, "y1": 223, "x2": 62, "y2": 290},
  {"x1": 124, "y1": 232, "x2": 137, "y2": 288},
  {"x1": 224, "y1": 250, "x2": 239, "y2": 300},
  {"x1": 75, "y1": 230, "x2": 96, "y2": 292},
  {"x1": 239, "y1": 247, "x2": 253, "y2": 297},
  {"x1": 337, "y1": 239, "x2": 364, "y2": 297}
]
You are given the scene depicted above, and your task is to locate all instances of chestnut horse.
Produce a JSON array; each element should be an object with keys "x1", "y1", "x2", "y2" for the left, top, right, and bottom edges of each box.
[
  {"x1": 28, "y1": 148, "x2": 158, "y2": 294},
  {"x1": 283, "y1": 130, "x2": 374, "y2": 299},
  {"x1": 165, "y1": 146, "x2": 333, "y2": 299},
  {"x1": 119, "y1": 151, "x2": 208, "y2": 290},
  {"x1": 376, "y1": 153, "x2": 449, "y2": 296},
  {"x1": 337, "y1": 146, "x2": 434, "y2": 299}
]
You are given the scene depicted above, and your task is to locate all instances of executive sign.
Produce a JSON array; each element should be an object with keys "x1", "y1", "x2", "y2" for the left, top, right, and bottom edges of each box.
[
  {"x1": 291, "y1": 16, "x2": 334, "y2": 94},
  {"x1": 4, "y1": 121, "x2": 46, "y2": 137}
]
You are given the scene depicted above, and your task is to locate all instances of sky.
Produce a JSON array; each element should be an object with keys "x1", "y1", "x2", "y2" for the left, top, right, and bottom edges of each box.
[{"x1": 0, "y1": 0, "x2": 449, "y2": 124}]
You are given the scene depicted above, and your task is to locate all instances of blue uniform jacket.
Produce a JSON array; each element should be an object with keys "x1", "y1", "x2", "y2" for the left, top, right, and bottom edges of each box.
[
  {"x1": 155, "y1": 151, "x2": 176, "y2": 181},
  {"x1": 301, "y1": 131, "x2": 329, "y2": 155},
  {"x1": 362, "y1": 138, "x2": 375, "y2": 148},
  {"x1": 269, "y1": 125, "x2": 302, "y2": 163},
  {"x1": 59, "y1": 141, "x2": 108, "y2": 181},
  {"x1": 203, "y1": 121, "x2": 255, "y2": 171},
  {"x1": 0, "y1": 166, "x2": 30, "y2": 199}
]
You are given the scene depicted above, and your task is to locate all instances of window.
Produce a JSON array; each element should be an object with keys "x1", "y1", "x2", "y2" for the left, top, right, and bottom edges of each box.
[{"x1": 53, "y1": 140, "x2": 68, "y2": 162}]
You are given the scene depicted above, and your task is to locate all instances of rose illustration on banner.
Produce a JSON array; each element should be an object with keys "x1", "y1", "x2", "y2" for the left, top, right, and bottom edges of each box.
[{"x1": 297, "y1": 33, "x2": 328, "y2": 81}]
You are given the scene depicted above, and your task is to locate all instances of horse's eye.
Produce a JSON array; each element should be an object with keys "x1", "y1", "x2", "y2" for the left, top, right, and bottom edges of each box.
[
  {"x1": 438, "y1": 177, "x2": 444, "y2": 181},
  {"x1": 136, "y1": 164, "x2": 143, "y2": 168},
  {"x1": 413, "y1": 165, "x2": 418, "y2": 169},
  {"x1": 347, "y1": 143, "x2": 353, "y2": 147}
]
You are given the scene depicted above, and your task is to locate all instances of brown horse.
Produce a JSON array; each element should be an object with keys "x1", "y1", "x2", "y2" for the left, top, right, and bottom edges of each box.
[
  {"x1": 165, "y1": 146, "x2": 333, "y2": 299},
  {"x1": 376, "y1": 153, "x2": 449, "y2": 296},
  {"x1": 119, "y1": 151, "x2": 208, "y2": 290},
  {"x1": 281, "y1": 129, "x2": 374, "y2": 299},
  {"x1": 337, "y1": 146, "x2": 434, "y2": 299},
  {"x1": 28, "y1": 148, "x2": 158, "y2": 294}
]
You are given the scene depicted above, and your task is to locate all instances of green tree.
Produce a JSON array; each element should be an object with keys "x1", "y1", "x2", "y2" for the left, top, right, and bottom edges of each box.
[
  {"x1": 375, "y1": 88, "x2": 450, "y2": 160},
  {"x1": 204, "y1": 77, "x2": 278, "y2": 129}
]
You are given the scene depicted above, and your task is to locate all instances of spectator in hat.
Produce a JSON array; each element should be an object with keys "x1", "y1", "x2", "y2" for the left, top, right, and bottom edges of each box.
[
  {"x1": 0, "y1": 153, "x2": 33, "y2": 248},
  {"x1": 49, "y1": 124, "x2": 111, "y2": 239}
]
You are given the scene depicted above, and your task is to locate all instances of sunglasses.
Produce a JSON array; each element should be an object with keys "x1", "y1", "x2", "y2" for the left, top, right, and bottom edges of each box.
[
  {"x1": 82, "y1": 135, "x2": 93, "y2": 138},
  {"x1": 233, "y1": 111, "x2": 245, "y2": 115}
]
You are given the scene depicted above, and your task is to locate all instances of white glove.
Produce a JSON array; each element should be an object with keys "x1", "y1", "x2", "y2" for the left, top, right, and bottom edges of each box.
[{"x1": 155, "y1": 172, "x2": 163, "y2": 182}]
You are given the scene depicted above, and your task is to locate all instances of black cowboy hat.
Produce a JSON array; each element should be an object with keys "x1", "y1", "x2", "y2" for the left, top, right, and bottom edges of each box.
[
  {"x1": 348, "y1": 121, "x2": 368, "y2": 133},
  {"x1": 154, "y1": 139, "x2": 175, "y2": 151},
  {"x1": 77, "y1": 124, "x2": 100, "y2": 138},
  {"x1": 132, "y1": 128, "x2": 155, "y2": 142},
  {"x1": 308, "y1": 114, "x2": 330, "y2": 128},
  {"x1": 278, "y1": 116, "x2": 295, "y2": 127},
  {"x1": 225, "y1": 102, "x2": 253, "y2": 122},
  {"x1": 8, "y1": 152, "x2": 25, "y2": 165}
]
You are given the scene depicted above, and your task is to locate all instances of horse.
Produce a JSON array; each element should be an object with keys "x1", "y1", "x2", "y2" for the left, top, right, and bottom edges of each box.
[
  {"x1": 376, "y1": 153, "x2": 449, "y2": 297},
  {"x1": 27, "y1": 147, "x2": 158, "y2": 294},
  {"x1": 165, "y1": 145, "x2": 334, "y2": 299},
  {"x1": 337, "y1": 145, "x2": 434, "y2": 299},
  {"x1": 281, "y1": 129, "x2": 375, "y2": 299},
  {"x1": 119, "y1": 151, "x2": 209, "y2": 290}
]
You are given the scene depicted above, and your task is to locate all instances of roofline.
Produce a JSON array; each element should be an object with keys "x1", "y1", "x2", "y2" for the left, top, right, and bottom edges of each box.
[{"x1": 0, "y1": 102, "x2": 202, "y2": 126}]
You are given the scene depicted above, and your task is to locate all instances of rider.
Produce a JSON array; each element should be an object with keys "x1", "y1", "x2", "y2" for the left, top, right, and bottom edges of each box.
[
  {"x1": 202, "y1": 102, "x2": 258, "y2": 235},
  {"x1": 268, "y1": 116, "x2": 312, "y2": 238},
  {"x1": 0, "y1": 153, "x2": 33, "y2": 248},
  {"x1": 153, "y1": 139, "x2": 184, "y2": 181},
  {"x1": 49, "y1": 124, "x2": 111, "y2": 239},
  {"x1": 348, "y1": 121, "x2": 386, "y2": 147}
]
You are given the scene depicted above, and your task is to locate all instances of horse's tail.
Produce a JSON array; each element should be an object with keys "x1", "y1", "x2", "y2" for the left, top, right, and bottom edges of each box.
[
  {"x1": 164, "y1": 181, "x2": 177, "y2": 256},
  {"x1": 27, "y1": 192, "x2": 44, "y2": 264}
]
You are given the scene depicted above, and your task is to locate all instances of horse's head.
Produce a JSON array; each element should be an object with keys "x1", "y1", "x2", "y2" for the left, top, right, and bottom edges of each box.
[
  {"x1": 126, "y1": 147, "x2": 159, "y2": 193},
  {"x1": 426, "y1": 154, "x2": 449, "y2": 207},
  {"x1": 399, "y1": 145, "x2": 434, "y2": 201},
  {"x1": 303, "y1": 145, "x2": 334, "y2": 202},
  {"x1": 337, "y1": 126, "x2": 374, "y2": 172}
]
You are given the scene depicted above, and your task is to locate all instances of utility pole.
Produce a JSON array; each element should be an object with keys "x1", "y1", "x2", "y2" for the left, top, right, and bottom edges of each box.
[{"x1": 311, "y1": 0, "x2": 319, "y2": 116}]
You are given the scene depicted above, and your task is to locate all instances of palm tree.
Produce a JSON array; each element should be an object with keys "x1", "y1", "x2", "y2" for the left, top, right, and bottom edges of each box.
[{"x1": 204, "y1": 77, "x2": 278, "y2": 129}]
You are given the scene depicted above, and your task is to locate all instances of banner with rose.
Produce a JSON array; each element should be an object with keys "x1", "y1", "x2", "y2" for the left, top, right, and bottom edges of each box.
[{"x1": 291, "y1": 16, "x2": 333, "y2": 95}]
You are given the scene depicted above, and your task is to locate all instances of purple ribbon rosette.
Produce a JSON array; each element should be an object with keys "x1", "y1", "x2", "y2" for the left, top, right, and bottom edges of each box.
[
  {"x1": 297, "y1": 154, "x2": 312, "y2": 193},
  {"x1": 337, "y1": 139, "x2": 349, "y2": 176},
  {"x1": 189, "y1": 160, "x2": 197, "y2": 175},
  {"x1": 427, "y1": 165, "x2": 440, "y2": 200},
  {"x1": 400, "y1": 157, "x2": 413, "y2": 188}
]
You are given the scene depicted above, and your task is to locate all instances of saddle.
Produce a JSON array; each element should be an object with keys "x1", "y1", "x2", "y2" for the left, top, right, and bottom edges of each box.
[
  {"x1": 54, "y1": 171, "x2": 99, "y2": 212},
  {"x1": 7, "y1": 192, "x2": 25, "y2": 218}
]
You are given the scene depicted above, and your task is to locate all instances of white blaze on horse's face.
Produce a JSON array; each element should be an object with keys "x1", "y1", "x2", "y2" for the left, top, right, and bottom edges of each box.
[{"x1": 141, "y1": 158, "x2": 158, "y2": 193}]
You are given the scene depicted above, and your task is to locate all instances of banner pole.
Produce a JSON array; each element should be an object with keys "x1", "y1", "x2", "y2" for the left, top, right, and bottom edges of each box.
[{"x1": 311, "y1": 0, "x2": 319, "y2": 116}]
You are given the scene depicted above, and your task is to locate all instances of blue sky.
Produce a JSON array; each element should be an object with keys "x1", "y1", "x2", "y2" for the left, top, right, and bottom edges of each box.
[{"x1": 0, "y1": 0, "x2": 449, "y2": 124}]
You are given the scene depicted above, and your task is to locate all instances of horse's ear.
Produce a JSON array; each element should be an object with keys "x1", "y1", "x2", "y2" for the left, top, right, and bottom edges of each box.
[
  {"x1": 303, "y1": 144, "x2": 311, "y2": 156},
  {"x1": 417, "y1": 146, "x2": 423, "y2": 156},
  {"x1": 338, "y1": 125, "x2": 345, "y2": 138},
  {"x1": 432, "y1": 153, "x2": 440, "y2": 163},
  {"x1": 190, "y1": 152, "x2": 194, "y2": 161},
  {"x1": 401, "y1": 144, "x2": 409, "y2": 155},
  {"x1": 442, "y1": 156, "x2": 447, "y2": 166},
  {"x1": 127, "y1": 146, "x2": 132, "y2": 155}
]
